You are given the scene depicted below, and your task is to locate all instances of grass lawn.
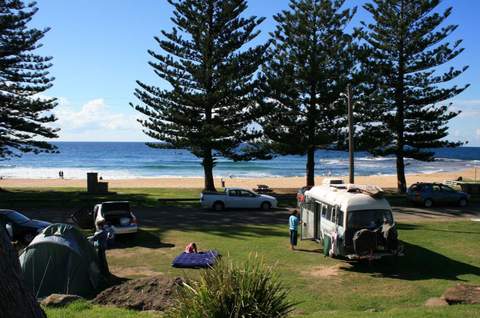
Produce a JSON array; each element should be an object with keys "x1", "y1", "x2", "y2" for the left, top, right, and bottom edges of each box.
[{"x1": 1, "y1": 187, "x2": 479, "y2": 317}]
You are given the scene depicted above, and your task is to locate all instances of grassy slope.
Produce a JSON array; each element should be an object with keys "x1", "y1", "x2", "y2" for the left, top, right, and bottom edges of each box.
[{"x1": 1, "y1": 187, "x2": 479, "y2": 317}]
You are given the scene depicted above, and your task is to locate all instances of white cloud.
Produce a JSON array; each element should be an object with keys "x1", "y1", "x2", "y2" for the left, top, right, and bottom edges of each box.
[
  {"x1": 477, "y1": 129, "x2": 480, "y2": 139},
  {"x1": 450, "y1": 99, "x2": 480, "y2": 118},
  {"x1": 51, "y1": 98, "x2": 148, "y2": 141}
]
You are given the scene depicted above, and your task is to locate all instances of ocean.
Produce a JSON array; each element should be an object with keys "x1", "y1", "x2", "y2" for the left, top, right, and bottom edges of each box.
[{"x1": 0, "y1": 142, "x2": 478, "y2": 179}]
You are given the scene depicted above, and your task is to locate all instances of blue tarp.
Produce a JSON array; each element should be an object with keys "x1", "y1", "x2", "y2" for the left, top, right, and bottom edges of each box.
[{"x1": 172, "y1": 250, "x2": 220, "y2": 268}]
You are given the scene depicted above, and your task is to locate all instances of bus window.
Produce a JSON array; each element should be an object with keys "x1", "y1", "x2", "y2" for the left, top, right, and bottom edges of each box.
[
  {"x1": 321, "y1": 204, "x2": 327, "y2": 217},
  {"x1": 336, "y1": 210, "x2": 344, "y2": 226},
  {"x1": 325, "y1": 205, "x2": 332, "y2": 221}
]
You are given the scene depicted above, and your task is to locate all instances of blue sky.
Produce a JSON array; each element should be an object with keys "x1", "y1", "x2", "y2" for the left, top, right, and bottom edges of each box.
[{"x1": 33, "y1": 0, "x2": 480, "y2": 145}]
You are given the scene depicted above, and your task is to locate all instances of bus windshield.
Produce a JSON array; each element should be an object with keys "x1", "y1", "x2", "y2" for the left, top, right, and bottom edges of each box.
[{"x1": 347, "y1": 209, "x2": 393, "y2": 230}]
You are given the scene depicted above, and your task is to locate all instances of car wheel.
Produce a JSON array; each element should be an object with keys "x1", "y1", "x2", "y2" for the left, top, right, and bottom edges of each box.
[
  {"x1": 213, "y1": 201, "x2": 225, "y2": 211},
  {"x1": 459, "y1": 198, "x2": 468, "y2": 207},
  {"x1": 424, "y1": 199, "x2": 433, "y2": 208},
  {"x1": 260, "y1": 202, "x2": 271, "y2": 211}
]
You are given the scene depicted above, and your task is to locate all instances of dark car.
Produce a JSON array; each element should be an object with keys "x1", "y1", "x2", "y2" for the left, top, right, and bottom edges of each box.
[
  {"x1": 406, "y1": 183, "x2": 470, "y2": 208},
  {"x1": 0, "y1": 209, "x2": 51, "y2": 243}
]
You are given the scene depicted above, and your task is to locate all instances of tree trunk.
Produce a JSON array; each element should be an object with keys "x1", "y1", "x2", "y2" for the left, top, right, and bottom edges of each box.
[
  {"x1": 306, "y1": 146, "x2": 315, "y2": 187},
  {"x1": 395, "y1": 6, "x2": 407, "y2": 194},
  {"x1": 396, "y1": 154, "x2": 407, "y2": 193},
  {"x1": 0, "y1": 227, "x2": 46, "y2": 318},
  {"x1": 202, "y1": 149, "x2": 216, "y2": 192}
]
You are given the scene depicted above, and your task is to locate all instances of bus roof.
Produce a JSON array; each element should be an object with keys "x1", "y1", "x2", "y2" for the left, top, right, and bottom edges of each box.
[{"x1": 305, "y1": 185, "x2": 391, "y2": 212}]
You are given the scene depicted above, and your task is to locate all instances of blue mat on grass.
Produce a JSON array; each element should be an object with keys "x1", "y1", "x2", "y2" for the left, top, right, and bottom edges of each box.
[{"x1": 172, "y1": 250, "x2": 220, "y2": 268}]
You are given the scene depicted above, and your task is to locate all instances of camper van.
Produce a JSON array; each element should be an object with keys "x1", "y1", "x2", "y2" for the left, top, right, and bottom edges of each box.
[{"x1": 300, "y1": 180, "x2": 401, "y2": 260}]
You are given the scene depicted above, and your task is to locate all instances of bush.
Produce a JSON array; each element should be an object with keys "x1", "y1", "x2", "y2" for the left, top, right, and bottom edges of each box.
[{"x1": 167, "y1": 256, "x2": 295, "y2": 318}]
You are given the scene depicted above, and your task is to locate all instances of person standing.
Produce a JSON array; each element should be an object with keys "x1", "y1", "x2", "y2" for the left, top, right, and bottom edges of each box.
[
  {"x1": 289, "y1": 210, "x2": 300, "y2": 250},
  {"x1": 90, "y1": 220, "x2": 115, "y2": 275}
]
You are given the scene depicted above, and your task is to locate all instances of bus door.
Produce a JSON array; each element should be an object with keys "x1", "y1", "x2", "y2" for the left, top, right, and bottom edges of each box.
[
  {"x1": 315, "y1": 202, "x2": 322, "y2": 240},
  {"x1": 300, "y1": 201, "x2": 315, "y2": 240}
]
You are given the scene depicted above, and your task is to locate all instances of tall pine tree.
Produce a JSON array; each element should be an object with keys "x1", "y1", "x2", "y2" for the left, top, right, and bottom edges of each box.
[
  {"x1": 132, "y1": 0, "x2": 269, "y2": 191},
  {"x1": 259, "y1": 0, "x2": 357, "y2": 187},
  {"x1": 0, "y1": 0, "x2": 58, "y2": 158},
  {"x1": 359, "y1": 0, "x2": 468, "y2": 193}
]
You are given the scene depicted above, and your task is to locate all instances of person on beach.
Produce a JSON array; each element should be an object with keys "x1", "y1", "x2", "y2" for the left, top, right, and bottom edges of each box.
[
  {"x1": 185, "y1": 242, "x2": 198, "y2": 253},
  {"x1": 289, "y1": 210, "x2": 300, "y2": 250}
]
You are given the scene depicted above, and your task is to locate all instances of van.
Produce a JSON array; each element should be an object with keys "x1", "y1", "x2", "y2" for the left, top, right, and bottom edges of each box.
[{"x1": 300, "y1": 182, "x2": 402, "y2": 259}]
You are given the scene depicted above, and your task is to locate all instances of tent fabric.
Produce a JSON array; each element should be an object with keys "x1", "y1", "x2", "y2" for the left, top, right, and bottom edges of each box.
[
  {"x1": 172, "y1": 250, "x2": 220, "y2": 268},
  {"x1": 19, "y1": 223, "x2": 104, "y2": 298}
]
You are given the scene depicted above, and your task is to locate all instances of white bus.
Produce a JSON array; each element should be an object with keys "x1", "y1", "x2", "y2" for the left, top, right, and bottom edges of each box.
[{"x1": 300, "y1": 181, "x2": 402, "y2": 259}]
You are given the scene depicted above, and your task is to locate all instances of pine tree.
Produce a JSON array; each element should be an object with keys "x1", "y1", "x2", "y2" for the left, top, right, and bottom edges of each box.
[
  {"x1": 132, "y1": 0, "x2": 269, "y2": 191},
  {"x1": 259, "y1": 0, "x2": 357, "y2": 187},
  {"x1": 0, "y1": 0, "x2": 58, "y2": 159},
  {"x1": 359, "y1": 0, "x2": 468, "y2": 193}
]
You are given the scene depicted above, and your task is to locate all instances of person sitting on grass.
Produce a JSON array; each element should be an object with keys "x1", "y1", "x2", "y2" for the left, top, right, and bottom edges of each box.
[
  {"x1": 185, "y1": 242, "x2": 198, "y2": 254},
  {"x1": 289, "y1": 210, "x2": 300, "y2": 251}
]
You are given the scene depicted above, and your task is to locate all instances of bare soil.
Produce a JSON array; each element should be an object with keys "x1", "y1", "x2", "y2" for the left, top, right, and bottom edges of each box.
[
  {"x1": 442, "y1": 284, "x2": 480, "y2": 305},
  {"x1": 93, "y1": 276, "x2": 183, "y2": 312}
]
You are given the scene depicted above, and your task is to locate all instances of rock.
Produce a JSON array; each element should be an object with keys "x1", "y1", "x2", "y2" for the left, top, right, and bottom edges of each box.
[
  {"x1": 40, "y1": 294, "x2": 82, "y2": 307},
  {"x1": 365, "y1": 308, "x2": 380, "y2": 312},
  {"x1": 442, "y1": 284, "x2": 480, "y2": 305},
  {"x1": 425, "y1": 297, "x2": 448, "y2": 307}
]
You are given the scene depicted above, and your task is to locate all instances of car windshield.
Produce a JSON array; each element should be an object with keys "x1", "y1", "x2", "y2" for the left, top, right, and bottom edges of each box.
[
  {"x1": 347, "y1": 209, "x2": 393, "y2": 230},
  {"x1": 6, "y1": 211, "x2": 31, "y2": 224}
]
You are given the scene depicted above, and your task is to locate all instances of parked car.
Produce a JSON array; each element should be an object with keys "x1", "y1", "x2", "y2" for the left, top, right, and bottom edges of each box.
[
  {"x1": 407, "y1": 182, "x2": 470, "y2": 207},
  {"x1": 93, "y1": 201, "x2": 138, "y2": 235},
  {"x1": 0, "y1": 209, "x2": 51, "y2": 243},
  {"x1": 201, "y1": 188, "x2": 278, "y2": 211}
]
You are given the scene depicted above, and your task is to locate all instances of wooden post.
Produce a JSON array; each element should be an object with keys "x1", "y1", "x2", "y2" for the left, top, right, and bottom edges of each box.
[{"x1": 347, "y1": 84, "x2": 354, "y2": 184}]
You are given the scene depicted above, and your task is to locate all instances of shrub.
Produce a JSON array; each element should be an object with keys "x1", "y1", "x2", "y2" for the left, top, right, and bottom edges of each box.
[{"x1": 167, "y1": 256, "x2": 295, "y2": 318}]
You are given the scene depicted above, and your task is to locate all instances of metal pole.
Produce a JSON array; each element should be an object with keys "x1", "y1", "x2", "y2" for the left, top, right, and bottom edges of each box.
[{"x1": 347, "y1": 84, "x2": 354, "y2": 184}]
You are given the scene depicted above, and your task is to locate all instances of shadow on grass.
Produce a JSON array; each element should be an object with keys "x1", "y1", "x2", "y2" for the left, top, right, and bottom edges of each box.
[
  {"x1": 112, "y1": 229, "x2": 175, "y2": 249},
  {"x1": 138, "y1": 206, "x2": 290, "y2": 239},
  {"x1": 343, "y1": 241, "x2": 480, "y2": 281},
  {"x1": 397, "y1": 223, "x2": 480, "y2": 235}
]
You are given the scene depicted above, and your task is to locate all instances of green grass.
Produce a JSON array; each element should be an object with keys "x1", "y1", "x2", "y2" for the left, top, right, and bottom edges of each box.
[
  {"x1": 103, "y1": 221, "x2": 480, "y2": 317},
  {"x1": 1, "y1": 187, "x2": 478, "y2": 317},
  {"x1": 45, "y1": 300, "x2": 162, "y2": 318},
  {"x1": 0, "y1": 187, "x2": 202, "y2": 209}
]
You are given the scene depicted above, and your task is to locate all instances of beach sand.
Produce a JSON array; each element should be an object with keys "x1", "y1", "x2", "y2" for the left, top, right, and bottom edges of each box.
[{"x1": 0, "y1": 168, "x2": 476, "y2": 189}]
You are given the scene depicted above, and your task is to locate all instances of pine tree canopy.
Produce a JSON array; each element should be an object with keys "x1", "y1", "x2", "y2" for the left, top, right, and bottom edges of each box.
[
  {"x1": 132, "y1": 0, "x2": 269, "y2": 178},
  {"x1": 358, "y1": 0, "x2": 469, "y2": 163},
  {"x1": 258, "y1": 0, "x2": 357, "y2": 186},
  {"x1": 0, "y1": 0, "x2": 58, "y2": 159}
]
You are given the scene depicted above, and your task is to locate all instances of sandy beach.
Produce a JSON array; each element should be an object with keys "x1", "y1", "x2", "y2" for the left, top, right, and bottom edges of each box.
[{"x1": 0, "y1": 168, "x2": 476, "y2": 189}]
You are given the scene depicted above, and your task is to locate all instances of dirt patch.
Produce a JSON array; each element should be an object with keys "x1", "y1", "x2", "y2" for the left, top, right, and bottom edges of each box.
[
  {"x1": 107, "y1": 247, "x2": 171, "y2": 259},
  {"x1": 442, "y1": 284, "x2": 480, "y2": 305},
  {"x1": 109, "y1": 266, "x2": 160, "y2": 278},
  {"x1": 302, "y1": 264, "x2": 349, "y2": 278},
  {"x1": 93, "y1": 276, "x2": 183, "y2": 311}
]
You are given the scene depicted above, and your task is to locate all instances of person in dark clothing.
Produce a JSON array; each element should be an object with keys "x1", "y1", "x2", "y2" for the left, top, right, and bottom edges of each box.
[{"x1": 90, "y1": 219, "x2": 114, "y2": 275}]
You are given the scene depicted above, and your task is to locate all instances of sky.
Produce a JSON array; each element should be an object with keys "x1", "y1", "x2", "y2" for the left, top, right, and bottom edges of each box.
[{"x1": 32, "y1": 0, "x2": 480, "y2": 145}]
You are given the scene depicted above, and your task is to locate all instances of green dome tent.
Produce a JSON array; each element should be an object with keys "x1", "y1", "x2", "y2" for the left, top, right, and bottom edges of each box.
[{"x1": 19, "y1": 223, "x2": 105, "y2": 298}]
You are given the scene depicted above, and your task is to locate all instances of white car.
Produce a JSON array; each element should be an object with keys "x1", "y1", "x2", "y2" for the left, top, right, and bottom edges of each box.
[
  {"x1": 93, "y1": 201, "x2": 138, "y2": 235},
  {"x1": 200, "y1": 188, "x2": 278, "y2": 211}
]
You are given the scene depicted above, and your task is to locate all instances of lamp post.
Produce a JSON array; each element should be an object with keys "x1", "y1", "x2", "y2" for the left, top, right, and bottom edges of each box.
[{"x1": 347, "y1": 84, "x2": 354, "y2": 184}]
